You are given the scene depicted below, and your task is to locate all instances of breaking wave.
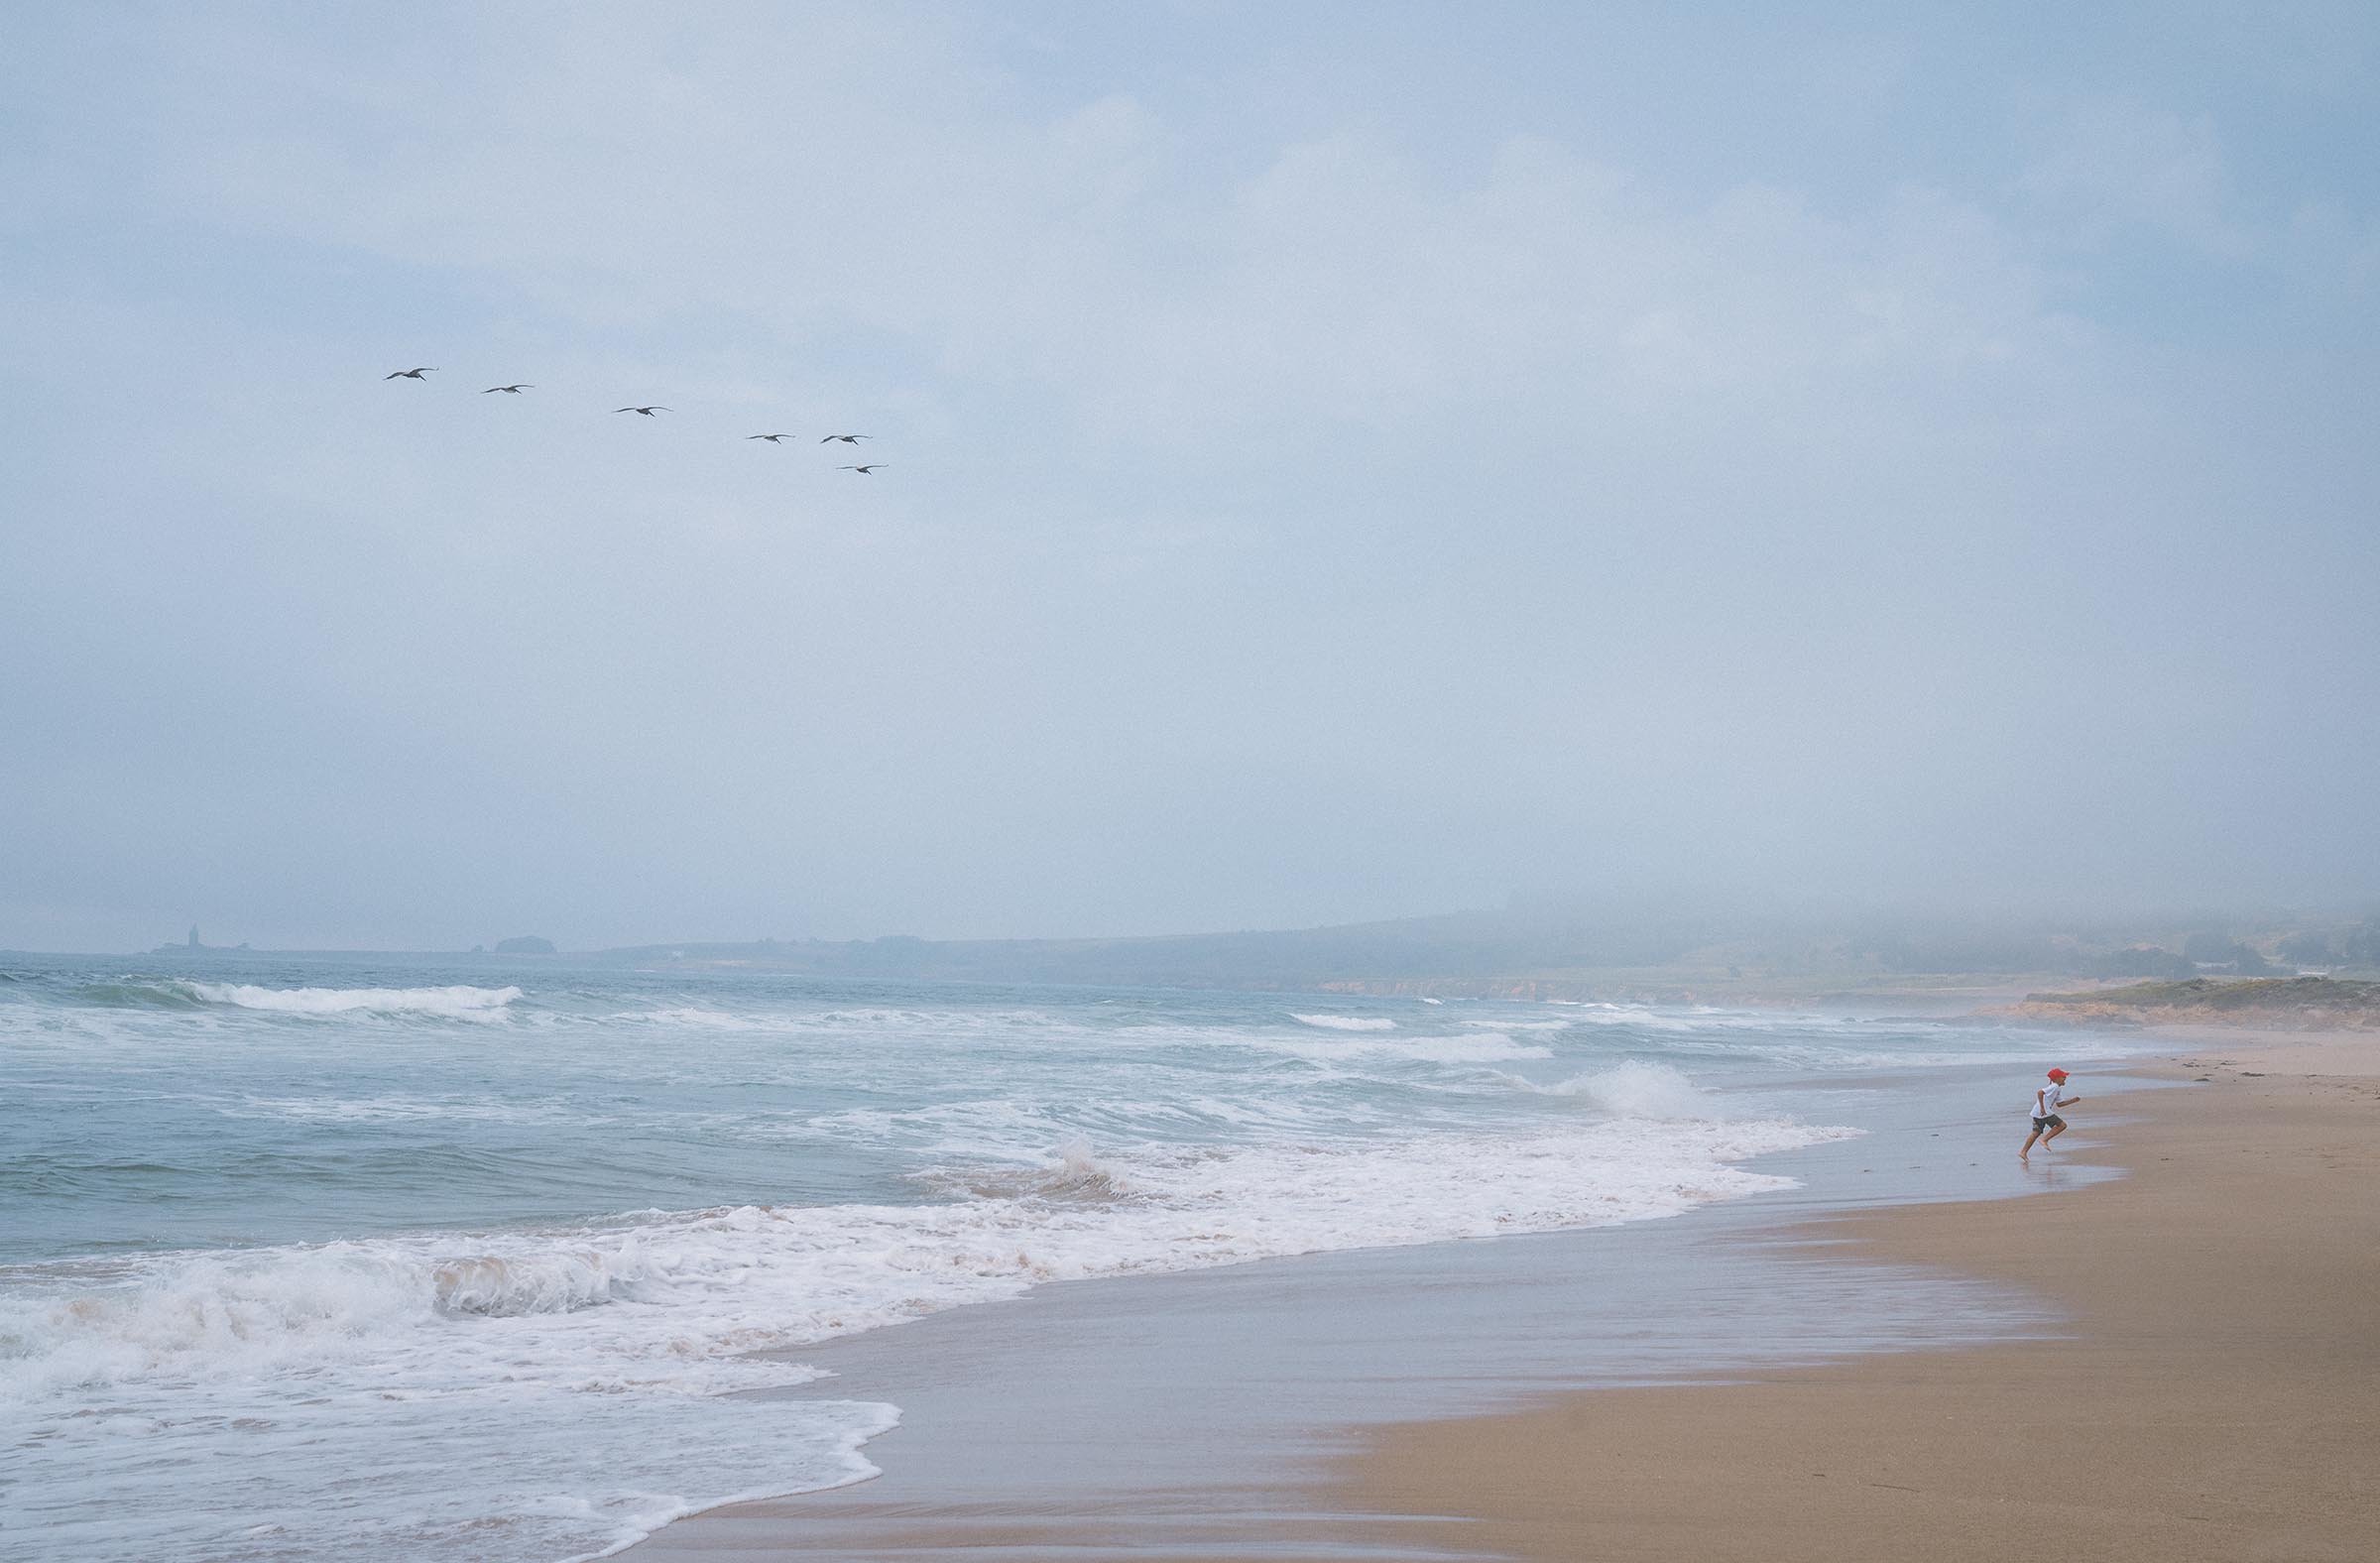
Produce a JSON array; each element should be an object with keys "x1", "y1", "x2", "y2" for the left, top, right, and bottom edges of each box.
[
  {"x1": 5, "y1": 1112, "x2": 1848, "y2": 1407},
  {"x1": 1503, "y1": 1060, "x2": 1716, "y2": 1120},
  {"x1": 171, "y1": 982, "x2": 524, "y2": 1019},
  {"x1": 4, "y1": 965, "x2": 1985, "y2": 1563},
  {"x1": 1262, "y1": 1030, "x2": 1554, "y2": 1064}
]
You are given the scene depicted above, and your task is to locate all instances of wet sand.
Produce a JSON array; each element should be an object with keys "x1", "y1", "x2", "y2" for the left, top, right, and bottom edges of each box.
[
  {"x1": 630, "y1": 1036, "x2": 2376, "y2": 1560},
  {"x1": 625, "y1": 1062, "x2": 2072, "y2": 1560},
  {"x1": 1341, "y1": 1037, "x2": 2380, "y2": 1561}
]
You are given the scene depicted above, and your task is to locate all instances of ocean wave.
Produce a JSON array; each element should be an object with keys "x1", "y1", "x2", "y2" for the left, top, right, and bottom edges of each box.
[
  {"x1": 801, "y1": 1097, "x2": 1076, "y2": 1158},
  {"x1": 612, "y1": 1005, "x2": 772, "y2": 1030},
  {"x1": 917, "y1": 1138, "x2": 1139, "y2": 1203},
  {"x1": 227, "y1": 1093, "x2": 587, "y2": 1126},
  {"x1": 579, "y1": 1004, "x2": 1091, "y2": 1043},
  {"x1": 813, "y1": 1006, "x2": 1070, "y2": 1032},
  {"x1": 69, "y1": 980, "x2": 210, "y2": 1011},
  {"x1": 1, "y1": 971, "x2": 1947, "y2": 1563},
  {"x1": 173, "y1": 982, "x2": 524, "y2": 1019},
  {"x1": 1, "y1": 1031, "x2": 1852, "y2": 1562},
  {"x1": 0, "y1": 1235, "x2": 897, "y2": 1563},
  {"x1": 1553, "y1": 1002, "x2": 1844, "y2": 1034},
  {"x1": 4, "y1": 1111, "x2": 1847, "y2": 1400},
  {"x1": 1502, "y1": 1060, "x2": 1715, "y2": 1119},
  {"x1": 1260, "y1": 1031, "x2": 1555, "y2": 1065}
]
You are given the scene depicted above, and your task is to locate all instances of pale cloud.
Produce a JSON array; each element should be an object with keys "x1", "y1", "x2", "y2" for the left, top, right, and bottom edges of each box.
[
  {"x1": 2017, "y1": 94, "x2": 2251, "y2": 256},
  {"x1": 2, "y1": 4, "x2": 2376, "y2": 949},
  {"x1": 130, "y1": 11, "x2": 2098, "y2": 464}
]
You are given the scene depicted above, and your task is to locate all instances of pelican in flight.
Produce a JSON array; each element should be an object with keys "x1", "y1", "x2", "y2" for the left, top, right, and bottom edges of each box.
[
  {"x1": 820, "y1": 433, "x2": 870, "y2": 444},
  {"x1": 746, "y1": 433, "x2": 796, "y2": 442},
  {"x1": 482, "y1": 384, "x2": 534, "y2": 394},
  {"x1": 614, "y1": 406, "x2": 670, "y2": 417},
  {"x1": 838, "y1": 464, "x2": 888, "y2": 475},
  {"x1": 384, "y1": 367, "x2": 437, "y2": 380}
]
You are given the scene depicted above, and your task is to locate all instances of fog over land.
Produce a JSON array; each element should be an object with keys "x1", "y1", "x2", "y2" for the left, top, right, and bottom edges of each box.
[{"x1": 3, "y1": 4, "x2": 2375, "y2": 952}]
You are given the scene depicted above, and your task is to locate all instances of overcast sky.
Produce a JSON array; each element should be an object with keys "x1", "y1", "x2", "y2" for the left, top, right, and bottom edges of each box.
[{"x1": 3, "y1": 2, "x2": 2376, "y2": 951}]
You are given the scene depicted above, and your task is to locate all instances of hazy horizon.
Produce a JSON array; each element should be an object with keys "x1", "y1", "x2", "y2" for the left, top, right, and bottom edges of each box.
[
  {"x1": 20, "y1": 889, "x2": 2379, "y2": 963},
  {"x1": 6, "y1": 3, "x2": 2377, "y2": 952}
]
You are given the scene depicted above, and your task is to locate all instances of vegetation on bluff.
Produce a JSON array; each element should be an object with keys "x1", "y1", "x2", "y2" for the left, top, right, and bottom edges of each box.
[{"x1": 2005, "y1": 977, "x2": 2380, "y2": 1029}]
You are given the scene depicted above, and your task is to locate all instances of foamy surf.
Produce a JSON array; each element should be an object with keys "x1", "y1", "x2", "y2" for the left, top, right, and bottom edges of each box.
[
  {"x1": 1498, "y1": 1059, "x2": 1719, "y2": 1118},
  {"x1": 7, "y1": 1112, "x2": 1844, "y2": 1379},
  {"x1": 2, "y1": 958, "x2": 2101, "y2": 1563},
  {"x1": 1255, "y1": 1029, "x2": 1555, "y2": 1064},
  {"x1": 173, "y1": 980, "x2": 524, "y2": 1018},
  {"x1": 3, "y1": 1111, "x2": 1845, "y2": 1560}
]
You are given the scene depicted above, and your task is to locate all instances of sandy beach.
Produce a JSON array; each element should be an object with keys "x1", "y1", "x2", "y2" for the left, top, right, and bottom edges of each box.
[
  {"x1": 1338, "y1": 1033, "x2": 2380, "y2": 1562},
  {"x1": 632, "y1": 1030, "x2": 2376, "y2": 1562}
]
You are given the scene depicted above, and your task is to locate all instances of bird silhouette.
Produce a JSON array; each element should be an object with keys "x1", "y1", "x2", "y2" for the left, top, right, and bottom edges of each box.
[
  {"x1": 482, "y1": 384, "x2": 534, "y2": 394},
  {"x1": 384, "y1": 367, "x2": 437, "y2": 380},
  {"x1": 820, "y1": 433, "x2": 870, "y2": 444},
  {"x1": 746, "y1": 433, "x2": 796, "y2": 442},
  {"x1": 614, "y1": 406, "x2": 670, "y2": 417},
  {"x1": 838, "y1": 464, "x2": 888, "y2": 475}
]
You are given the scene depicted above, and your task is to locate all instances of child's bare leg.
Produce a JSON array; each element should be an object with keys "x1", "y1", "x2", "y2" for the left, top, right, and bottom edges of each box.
[
  {"x1": 2044, "y1": 1121, "x2": 2066, "y2": 1145},
  {"x1": 2021, "y1": 1129, "x2": 2041, "y2": 1158}
]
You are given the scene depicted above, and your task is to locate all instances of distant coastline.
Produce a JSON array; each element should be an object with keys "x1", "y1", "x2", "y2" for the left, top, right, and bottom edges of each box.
[{"x1": 81, "y1": 905, "x2": 2380, "y2": 1017}]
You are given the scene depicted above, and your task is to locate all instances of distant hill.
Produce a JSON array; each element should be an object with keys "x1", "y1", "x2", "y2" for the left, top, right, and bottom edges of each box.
[
  {"x1": 110, "y1": 905, "x2": 2379, "y2": 1001},
  {"x1": 581, "y1": 905, "x2": 1775, "y2": 994},
  {"x1": 573, "y1": 906, "x2": 2380, "y2": 1003}
]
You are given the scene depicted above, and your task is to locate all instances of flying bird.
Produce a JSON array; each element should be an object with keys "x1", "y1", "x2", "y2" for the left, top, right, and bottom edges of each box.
[
  {"x1": 482, "y1": 384, "x2": 534, "y2": 394},
  {"x1": 384, "y1": 367, "x2": 437, "y2": 380},
  {"x1": 838, "y1": 464, "x2": 888, "y2": 475},
  {"x1": 820, "y1": 433, "x2": 870, "y2": 444},
  {"x1": 746, "y1": 433, "x2": 796, "y2": 442},
  {"x1": 614, "y1": 406, "x2": 670, "y2": 417}
]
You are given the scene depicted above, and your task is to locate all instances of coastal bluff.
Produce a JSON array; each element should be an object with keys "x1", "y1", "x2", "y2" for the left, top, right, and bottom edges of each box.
[{"x1": 1989, "y1": 976, "x2": 2380, "y2": 1030}]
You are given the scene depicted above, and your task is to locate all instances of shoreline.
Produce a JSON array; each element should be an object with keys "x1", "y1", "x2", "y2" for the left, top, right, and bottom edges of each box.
[
  {"x1": 629, "y1": 1026, "x2": 2374, "y2": 1561},
  {"x1": 622, "y1": 1049, "x2": 2134, "y2": 1559},
  {"x1": 1330, "y1": 1038, "x2": 2378, "y2": 1562}
]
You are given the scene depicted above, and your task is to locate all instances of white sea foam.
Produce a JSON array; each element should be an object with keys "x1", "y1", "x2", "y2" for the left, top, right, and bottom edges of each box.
[
  {"x1": 1554, "y1": 1002, "x2": 1861, "y2": 1035},
  {"x1": 6, "y1": 1113, "x2": 1843, "y2": 1400},
  {"x1": 1260, "y1": 1031, "x2": 1555, "y2": 1064},
  {"x1": 229, "y1": 1093, "x2": 588, "y2": 1126},
  {"x1": 1514, "y1": 1060, "x2": 1715, "y2": 1119},
  {"x1": 622, "y1": 1005, "x2": 773, "y2": 1029},
  {"x1": 6, "y1": 970, "x2": 1971, "y2": 1563},
  {"x1": 2, "y1": 1105, "x2": 1848, "y2": 1561},
  {"x1": 174, "y1": 982, "x2": 524, "y2": 1019}
]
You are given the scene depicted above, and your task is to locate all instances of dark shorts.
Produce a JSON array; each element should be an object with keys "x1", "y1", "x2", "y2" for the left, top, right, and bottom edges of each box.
[{"x1": 2032, "y1": 1115, "x2": 2065, "y2": 1132}]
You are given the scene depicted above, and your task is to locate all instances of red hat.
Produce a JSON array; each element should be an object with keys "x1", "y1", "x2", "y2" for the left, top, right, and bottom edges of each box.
[{"x1": 2047, "y1": 1068, "x2": 2069, "y2": 1079}]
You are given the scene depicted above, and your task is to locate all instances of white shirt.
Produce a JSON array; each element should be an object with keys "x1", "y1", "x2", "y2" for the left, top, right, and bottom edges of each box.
[{"x1": 2031, "y1": 1084, "x2": 2068, "y2": 1119}]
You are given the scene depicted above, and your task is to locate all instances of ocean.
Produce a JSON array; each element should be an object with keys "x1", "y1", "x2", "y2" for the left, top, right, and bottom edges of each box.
[{"x1": 0, "y1": 952, "x2": 2118, "y2": 1561}]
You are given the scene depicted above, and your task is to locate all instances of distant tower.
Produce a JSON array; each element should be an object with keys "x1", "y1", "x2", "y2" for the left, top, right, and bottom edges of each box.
[{"x1": 188, "y1": 925, "x2": 201, "y2": 950}]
